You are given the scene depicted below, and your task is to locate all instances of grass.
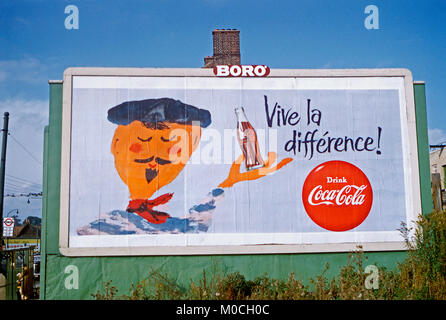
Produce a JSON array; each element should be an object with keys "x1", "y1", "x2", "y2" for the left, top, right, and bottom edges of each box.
[{"x1": 92, "y1": 210, "x2": 446, "y2": 300}]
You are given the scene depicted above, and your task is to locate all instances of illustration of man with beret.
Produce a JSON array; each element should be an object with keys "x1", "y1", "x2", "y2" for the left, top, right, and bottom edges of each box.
[{"x1": 77, "y1": 97, "x2": 292, "y2": 235}]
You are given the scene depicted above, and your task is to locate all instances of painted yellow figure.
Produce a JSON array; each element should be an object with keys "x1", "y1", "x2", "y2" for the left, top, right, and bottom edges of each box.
[
  {"x1": 107, "y1": 97, "x2": 292, "y2": 225},
  {"x1": 111, "y1": 121, "x2": 201, "y2": 201}
]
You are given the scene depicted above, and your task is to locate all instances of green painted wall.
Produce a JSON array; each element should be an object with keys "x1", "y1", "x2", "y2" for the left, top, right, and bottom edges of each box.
[
  {"x1": 414, "y1": 83, "x2": 433, "y2": 215},
  {"x1": 43, "y1": 251, "x2": 406, "y2": 299},
  {"x1": 40, "y1": 82, "x2": 63, "y2": 299},
  {"x1": 40, "y1": 81, "x2": 431, "y2": 300}
]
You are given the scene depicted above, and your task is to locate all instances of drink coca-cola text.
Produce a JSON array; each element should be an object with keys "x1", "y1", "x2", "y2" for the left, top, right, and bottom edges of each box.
[
  {"x1": 308, "y1": 184, "x2": 367, "y2": 206},
  {"x1": 302, "y1": 161, "x2": 373, "y2": 232}
]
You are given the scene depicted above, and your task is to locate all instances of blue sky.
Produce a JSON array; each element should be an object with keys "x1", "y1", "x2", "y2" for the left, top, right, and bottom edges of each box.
[{"x1": 0, "y1": 0, "x2": 445, "y2": 220}]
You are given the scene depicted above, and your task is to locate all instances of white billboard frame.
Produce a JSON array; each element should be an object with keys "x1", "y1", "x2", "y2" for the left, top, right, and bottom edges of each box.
[{"x1": 59, "y1": 67, "x2": 419, "y2": 257}]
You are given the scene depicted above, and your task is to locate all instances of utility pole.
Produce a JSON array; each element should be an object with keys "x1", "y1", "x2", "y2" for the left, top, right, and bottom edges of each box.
[{"x1": 0, "y1": 112, "x2": 9, "y2": 249}]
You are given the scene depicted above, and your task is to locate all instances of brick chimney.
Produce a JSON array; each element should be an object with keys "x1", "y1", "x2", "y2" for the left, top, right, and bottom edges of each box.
[{"x1": 203, "y1": 29, "x2": 241, "y2": 68}]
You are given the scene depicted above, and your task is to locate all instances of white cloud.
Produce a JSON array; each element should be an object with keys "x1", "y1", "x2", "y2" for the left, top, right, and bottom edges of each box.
[
  {"x1": 0, "y1": 97, "x2": 48, "y2": 128},
  {"x1": 428, "y1": 128, "x2": 446, "y2": 145},
  {"x1": 0, "y1": 57, "x2": 50, "y2": 84}
]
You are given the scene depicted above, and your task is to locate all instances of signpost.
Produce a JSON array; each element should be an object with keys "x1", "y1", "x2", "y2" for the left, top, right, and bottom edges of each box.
[
  {"x1": 0, "y1": 112, "x2": 9, "y2": 248},
  {"x1": 3, "y1": 217, "x2": 14, "y2": 249},
  {"x1": 2, "y1": 217, "x2": 14, "y2": 237}
]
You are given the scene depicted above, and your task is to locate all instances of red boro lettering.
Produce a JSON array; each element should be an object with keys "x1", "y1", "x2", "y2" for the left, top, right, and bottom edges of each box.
[
  {"x1": 302, "y1": 161, "x2": 373, "y2": 232},
  {"x1": 214, "y1": 65, "x2": 270, "y2": 77}
]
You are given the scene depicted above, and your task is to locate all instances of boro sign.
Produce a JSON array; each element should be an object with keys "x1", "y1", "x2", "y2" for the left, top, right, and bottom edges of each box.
[{"x1": 213, "y1": 65, "x2": 270, "y2": 77}]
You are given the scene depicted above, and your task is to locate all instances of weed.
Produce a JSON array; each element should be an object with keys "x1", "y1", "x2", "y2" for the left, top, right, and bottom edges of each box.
[
  {"x1": 92, "y1": 211, "x2": 446, "y2": 300},
  {"x1": 91, "y1": 280, "x2": 119, "y2": 300}
]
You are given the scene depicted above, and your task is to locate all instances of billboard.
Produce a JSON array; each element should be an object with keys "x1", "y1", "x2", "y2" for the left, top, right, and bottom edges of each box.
[{"x1": 59, "y1": 68, "x2": 420, "y2": 256}]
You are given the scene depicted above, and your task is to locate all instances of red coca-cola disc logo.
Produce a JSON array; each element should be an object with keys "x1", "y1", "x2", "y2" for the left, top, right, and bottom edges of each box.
[{"x1": 302, "y1": 160, "x2": 373, "y2": 232}]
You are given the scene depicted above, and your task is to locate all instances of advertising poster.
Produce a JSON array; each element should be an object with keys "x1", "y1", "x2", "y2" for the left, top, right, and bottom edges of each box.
[{"x1": 60, "y1": 68, "x2": 419, "y2": 255}]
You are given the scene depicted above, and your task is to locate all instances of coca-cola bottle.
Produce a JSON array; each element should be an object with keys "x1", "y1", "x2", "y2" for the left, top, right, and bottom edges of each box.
[{"x1": 235, "y1": 107, "x2": 265, "y2": 170}]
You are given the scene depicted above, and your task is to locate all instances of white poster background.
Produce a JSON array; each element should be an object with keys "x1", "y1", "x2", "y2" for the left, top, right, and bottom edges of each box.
[{"x1": 59, "y1": 69, "x2": 420, "y2": 255}]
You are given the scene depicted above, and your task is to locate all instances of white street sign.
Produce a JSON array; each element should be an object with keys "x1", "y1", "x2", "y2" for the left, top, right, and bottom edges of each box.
[{"x1": 3, "y1": 217, "x2": 14, "y2": 237}]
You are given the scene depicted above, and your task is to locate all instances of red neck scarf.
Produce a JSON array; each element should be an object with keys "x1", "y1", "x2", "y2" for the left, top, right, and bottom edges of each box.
[{"x1": 126, "y1": 193, "x2": 173, "y2": 224}]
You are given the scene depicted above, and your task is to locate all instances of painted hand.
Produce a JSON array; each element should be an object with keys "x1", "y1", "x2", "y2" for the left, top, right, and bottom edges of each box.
[{"x1": 218, "y1": 152, "x2": 293, "y2": 188}]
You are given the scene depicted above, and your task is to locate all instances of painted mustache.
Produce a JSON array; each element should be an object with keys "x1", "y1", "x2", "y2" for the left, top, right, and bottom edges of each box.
[{"x1": 134, "y1": 156, "x2": 172, "y2": 165}]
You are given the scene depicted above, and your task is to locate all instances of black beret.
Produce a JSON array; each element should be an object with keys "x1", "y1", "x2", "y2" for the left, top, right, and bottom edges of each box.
[{"x1": 107, "y1": 98, "x2": 211, "y2": 128}]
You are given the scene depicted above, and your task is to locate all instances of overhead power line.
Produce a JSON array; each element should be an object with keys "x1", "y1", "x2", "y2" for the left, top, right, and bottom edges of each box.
[
  {"x1": 4, "y1": 187, "x2": 41, "y2": 194},
  {"x1": 5, "y1": 181, "x2": 26, "y2": 188},
  {"x1": 4, "y1": 186, "x2": 24, "y2": 191},
  {"x1": 4, "y1": 172, "x2": 43, "y2": 195},
  {"x1": 4, "y1": 191, "x2": 42, "y2": 198},
  {"x1": 9, "y1": 134, "x2": 42, "y2": 166},
  {"x1": 5, "y1": 180, "x2": 41, "y2": 191},
  {"x1": 6, "y1": 174, "x2": 42, "y2": 187},
  {"x1": 5, "y1": 184, "x2": 42, "y2": 192},
  {"x1": 5, "y1": 179, "x2": 41, "y2": 189}
]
